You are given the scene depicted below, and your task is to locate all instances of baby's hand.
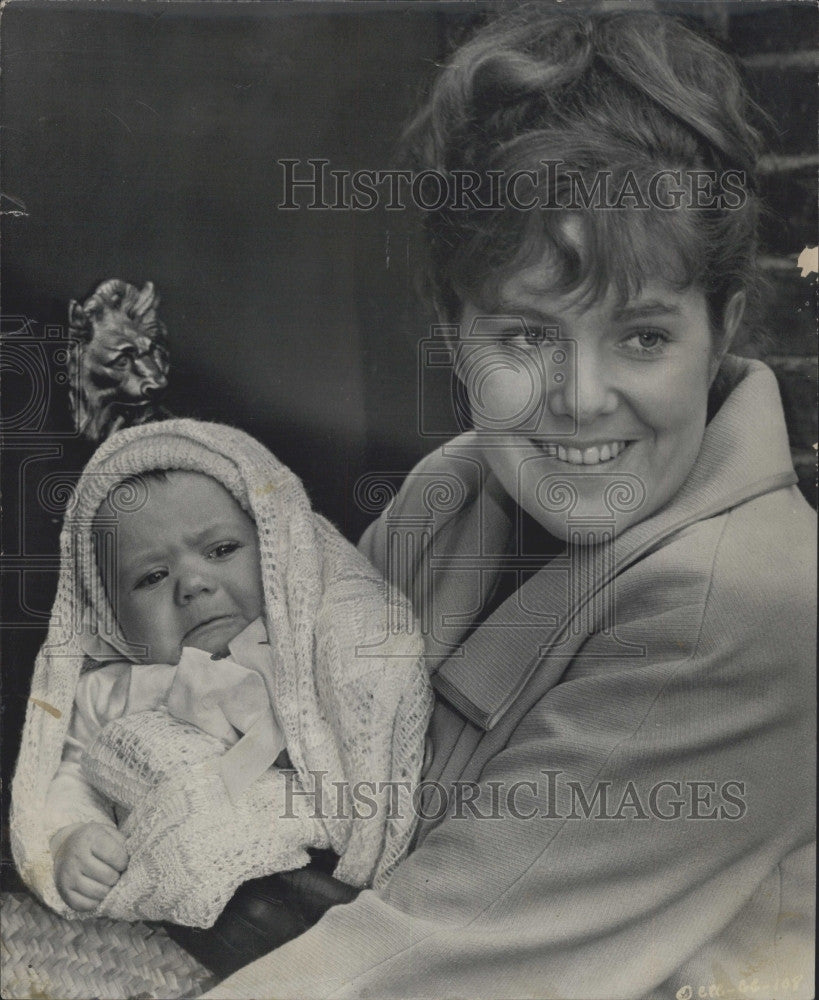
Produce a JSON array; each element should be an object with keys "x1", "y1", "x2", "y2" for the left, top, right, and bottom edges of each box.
[{"x1": 52, "y1": 822, "x2": 129, "y2": 912}]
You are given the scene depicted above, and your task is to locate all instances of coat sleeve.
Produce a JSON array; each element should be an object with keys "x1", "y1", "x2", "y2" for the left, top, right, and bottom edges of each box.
[{"x1": 204, "y1": 505, "x2": 815, "y2": 1000}]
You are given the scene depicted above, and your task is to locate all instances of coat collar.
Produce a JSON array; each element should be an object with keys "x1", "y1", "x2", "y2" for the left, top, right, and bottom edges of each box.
[{"x1": 431, "y1": 357, "x2": 798, "y2": 730}]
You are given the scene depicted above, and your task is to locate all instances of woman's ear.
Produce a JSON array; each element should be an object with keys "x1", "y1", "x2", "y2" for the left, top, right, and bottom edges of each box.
[{"x1": 710, "y1": 290, "x2": 746, "y2": 380}]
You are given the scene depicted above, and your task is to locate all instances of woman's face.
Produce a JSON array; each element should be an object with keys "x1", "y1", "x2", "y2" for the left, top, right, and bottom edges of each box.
[{"x1": 456, "y1": 256, "x2": 736, "y2": 541}]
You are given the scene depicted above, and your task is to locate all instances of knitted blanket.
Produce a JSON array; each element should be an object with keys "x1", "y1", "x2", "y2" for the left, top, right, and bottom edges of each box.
[{"x1": 11, "y1": 420, "x2": 432, "y2": 927}]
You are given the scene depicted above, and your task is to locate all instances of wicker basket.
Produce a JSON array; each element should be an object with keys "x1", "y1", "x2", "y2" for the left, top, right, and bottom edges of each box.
[{"x1": 0, "y1": 891, "x2": 216, "y2": 1000}]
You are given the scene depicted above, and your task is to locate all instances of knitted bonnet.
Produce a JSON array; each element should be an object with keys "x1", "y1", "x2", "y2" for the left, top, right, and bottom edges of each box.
[{"x1": 11, "y1": 419, "x2": 432, "y2": 922}]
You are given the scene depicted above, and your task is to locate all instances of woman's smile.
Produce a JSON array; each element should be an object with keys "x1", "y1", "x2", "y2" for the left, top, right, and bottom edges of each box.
[
  {"x1": 528, "y1": 438, "x2": 634, "y2": 466},
  {"x1": 457, "y1": 248, "x2": 738, "y2": 539}
]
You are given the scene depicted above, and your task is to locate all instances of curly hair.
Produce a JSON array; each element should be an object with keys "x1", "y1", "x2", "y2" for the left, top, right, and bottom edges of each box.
[{"x1": 404, "y1": 5, "x2": 764, "y2": 346}]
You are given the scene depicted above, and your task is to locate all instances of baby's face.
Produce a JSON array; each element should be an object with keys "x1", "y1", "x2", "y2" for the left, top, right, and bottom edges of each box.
[{"x1": 97, "y1": 471, "x2": 264, "y2": 663}]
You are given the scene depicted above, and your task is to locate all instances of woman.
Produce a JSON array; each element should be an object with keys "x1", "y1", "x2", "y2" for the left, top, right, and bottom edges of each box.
[{"x1": 206, "y1": 8, "x2": 815, "y2": 998}]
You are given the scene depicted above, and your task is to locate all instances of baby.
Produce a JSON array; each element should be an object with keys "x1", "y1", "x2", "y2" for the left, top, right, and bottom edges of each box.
[
  {"x1": 48, "y1": 468, "x2": 277, "y2": 912},
  {"x1": 12, "y1": 419, "x2": 431, "y2": 928}
]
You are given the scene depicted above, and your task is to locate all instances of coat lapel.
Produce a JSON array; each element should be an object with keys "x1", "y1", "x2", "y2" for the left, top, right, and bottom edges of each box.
[{"x1": 431, "y1": 357, "x2": 798, "y2": 732}]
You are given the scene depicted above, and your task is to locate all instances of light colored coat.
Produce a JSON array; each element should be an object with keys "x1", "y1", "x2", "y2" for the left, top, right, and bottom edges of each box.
[{"x1": 207, "y1": 358, "x2": 815, "y2": 1000}]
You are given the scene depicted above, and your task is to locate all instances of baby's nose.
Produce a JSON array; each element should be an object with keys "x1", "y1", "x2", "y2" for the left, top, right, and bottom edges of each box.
[{"x1": 176, "y1": 568, "x2": 215, "y2": 603}]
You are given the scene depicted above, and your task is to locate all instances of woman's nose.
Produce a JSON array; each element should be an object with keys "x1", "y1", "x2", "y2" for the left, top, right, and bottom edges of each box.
[{"x1": 546, "y1": 345, "x2": 618, "y2": 422}]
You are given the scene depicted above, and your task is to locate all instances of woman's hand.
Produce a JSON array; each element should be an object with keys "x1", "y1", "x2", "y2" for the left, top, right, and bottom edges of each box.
[
  {"x1": 164, "y1": 855, "x2": 360, "y2": 979},
  {"x1": 52, "y1": 821, "x2": 129, "y2": 912}
]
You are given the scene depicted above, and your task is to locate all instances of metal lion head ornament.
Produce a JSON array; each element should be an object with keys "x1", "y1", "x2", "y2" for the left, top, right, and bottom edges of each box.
[{"x1": 67, "y1": 279, "x2": 171, "y2": 443}]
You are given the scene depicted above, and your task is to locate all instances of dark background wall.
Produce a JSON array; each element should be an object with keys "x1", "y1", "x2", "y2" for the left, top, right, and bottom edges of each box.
[
  {"x1": 1, "y1": 2, "x2": 462, "y2": 532},
  {"x1": 2, "y1": 1, "x2": 816, "y2": 870}
]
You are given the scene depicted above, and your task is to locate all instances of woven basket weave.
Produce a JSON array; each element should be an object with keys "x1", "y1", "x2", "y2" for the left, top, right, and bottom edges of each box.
[{"x1": 0, "y1": 891, "x2": 216, "y2": 1000}]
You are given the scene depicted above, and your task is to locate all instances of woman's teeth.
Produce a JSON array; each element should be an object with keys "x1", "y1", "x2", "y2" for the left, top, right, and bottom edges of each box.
[{"x1": 533, "y1": 440, "x2": 630, "y2": 465}]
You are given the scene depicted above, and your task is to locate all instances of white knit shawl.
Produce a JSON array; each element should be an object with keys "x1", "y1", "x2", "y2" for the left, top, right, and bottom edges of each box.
[{"x1": 11, "y1": 419, "x2": 432, "y2": 926}]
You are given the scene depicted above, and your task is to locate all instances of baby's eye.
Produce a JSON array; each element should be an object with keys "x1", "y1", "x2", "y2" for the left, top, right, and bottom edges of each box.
[
  {"x1": 621, "y1": 328, "x2": 670, "y2": 356},
  {"x1": 134, "y1": 568, "x2": 167, "y2": 590},
  {"x1": 208, "y1": 541, "x2": 240, "y2": 559}
]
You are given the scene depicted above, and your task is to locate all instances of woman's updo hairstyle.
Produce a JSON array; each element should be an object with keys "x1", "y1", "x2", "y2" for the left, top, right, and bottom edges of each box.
[{"x1": 404, "y1": 5, "x2": 763, "y2": 347}]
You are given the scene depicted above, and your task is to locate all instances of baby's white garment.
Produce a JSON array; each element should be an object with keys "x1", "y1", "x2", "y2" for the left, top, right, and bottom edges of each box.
[
  {"x1": 13, "y1": 419, "x2": 432, "y2": 927},
  {"x1": 44, "y1": 618, "x2": 285, "y2": 845}
]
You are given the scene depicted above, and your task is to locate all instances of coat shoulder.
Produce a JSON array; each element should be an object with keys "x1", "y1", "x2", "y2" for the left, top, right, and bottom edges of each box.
[
  {"x1": 634, "y1": 483, "x2": 815, "y2": 604},
  {"x1": 605, "y1": 483, "x2": 816, "y2": 673},
  {"x1": 707, "y1": 484, "x2": 815, "y2": 611},
  {"x1": 358, "y1": 433, "x2": 484, "y2": 571}
]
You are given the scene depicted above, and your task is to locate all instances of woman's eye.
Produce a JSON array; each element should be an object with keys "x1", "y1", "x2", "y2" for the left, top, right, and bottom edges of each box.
[
  {"x1": 500, "y1": 322, "x2": 554, "y2": 349},
  {"x1": 135, "y1": 569, "x2": 167, "y2": 590},
  {"x1": 622, "y1": 329, "x2": 670, "y2": 355},
  {"x1": 209, "y1": 541, "x2": 240, "y2": 559}
]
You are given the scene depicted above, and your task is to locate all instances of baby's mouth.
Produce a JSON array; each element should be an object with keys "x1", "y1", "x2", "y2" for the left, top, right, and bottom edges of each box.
[
  {"x1": 529, "y1": 439, "x2": 633, "y2": 466},
  {"x1": 184, "y1": 614, "x2": 240, "y2": 645}
]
